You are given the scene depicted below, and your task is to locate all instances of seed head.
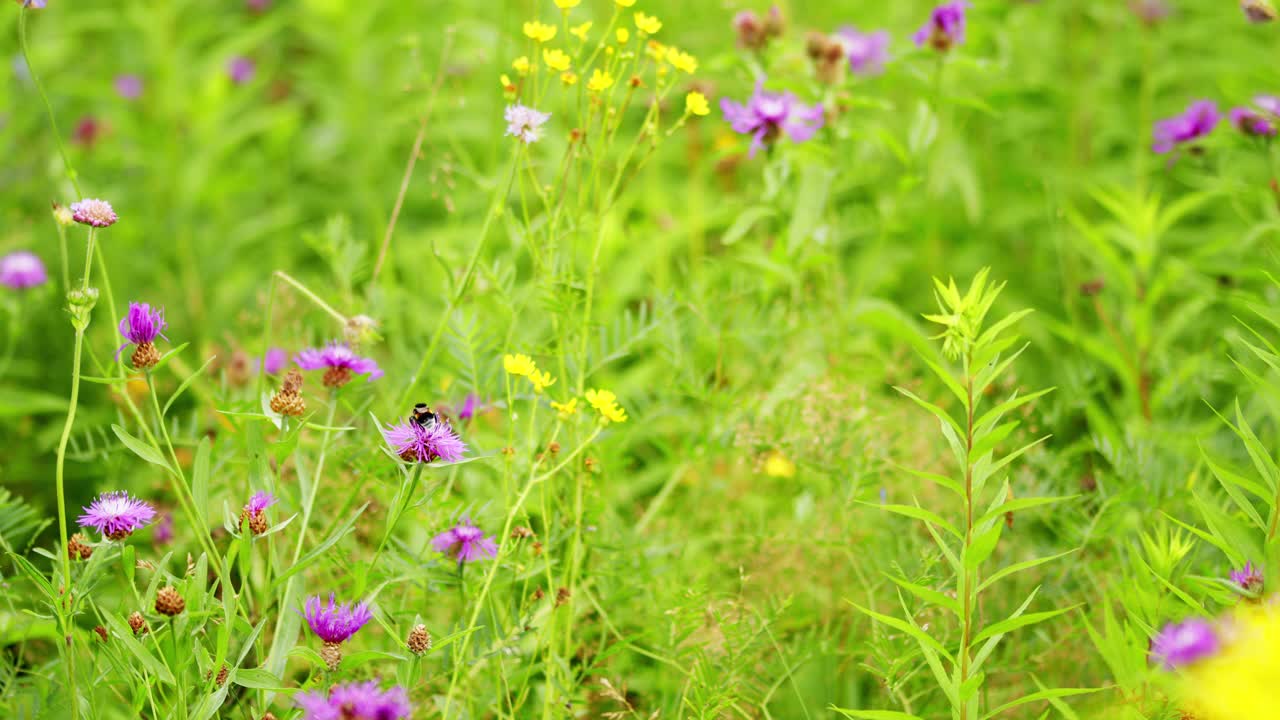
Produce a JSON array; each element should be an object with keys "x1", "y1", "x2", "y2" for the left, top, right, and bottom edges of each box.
[
  {"x1": 407, "y1": 624, "x2": 432, "y2": 656},
  {"x1": 128, "y1": 611, "x2": 148, "y2": 636},
  {"x1": 155, "y1": 586, "x2": 186, "y2": 617},
  {"x1": 68, "y1": 532, "x2": 93, "y2": 561}
]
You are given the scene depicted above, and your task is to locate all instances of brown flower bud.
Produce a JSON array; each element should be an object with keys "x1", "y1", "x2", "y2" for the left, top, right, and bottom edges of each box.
[
  {"x1": 93, "y1": 625, "x2": 108, "y2": 642},
  {"x1": 555, "y1": 587, "x2": 571, "y2": 607},
  {"x1": 407, "y1": 624, "x2": 432, "y2": 656},
  {"x1": 320, "y1": 641, "x2": 342, "y2": 671},
  {"x1": 511, "y1": 526, "x2": 535, "y2": 540},
  {"x1": 128, "y1": 611, "x2": 148, "y2": 636},
  {"x1": 155, "y1": 586, "x2": 186, "y2": 617},
  {"x1": 131, "y1": 342, "x2": 161, "y2": 371},
  {"x1": 68, "y1": 533, "x2": 93, "y2": 561},
  {"x1": 548, "y1": 442, "x2": 561, "y2": 454}
]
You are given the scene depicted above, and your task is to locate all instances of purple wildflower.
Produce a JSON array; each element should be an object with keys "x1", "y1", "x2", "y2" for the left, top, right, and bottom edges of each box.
[
  {"x1": 1130, "y1": 0, "x2": 1172, "y2": 24},
  {"x1": 246, "y1": 0, "x2": 271, "y2": 10},
  {"x1": 835, "y1": 27, "x2": 889, "y2": 76},
  {"x1": 382, "y1": 418, "x2": 466, "y2": 464},
  {"x1": 115, "y1": 301, "x2": 167, "y2": 358},
  {"x1": 1149, "y1": 618, "x2": 1219, "y2": 669},
  {"x1": 296, "y1": 681, "x2": 412, "y2": 720},
  {"x1": 73, "y1": 116, "x2": 101, "y2": 147},
  {"x1": 1231, "y1": 562, "x2": 1264, "y2": 593},
  {"x1": 456, "y1": 393, "x2": 480, "y2": 422},
  {"x1": 69, "y1": 198, "x2": 118, "y2": 228},
  {"x1": 505, "y1": 104, "x2": 551, "y2": 144},
  {"x1": 228, "y1": 56, "x2": 255, "y2": 84},
  {"x1": 261, "y1": 347, "x2": 288, "y2": 374},
  {"x1": 1152, "y1": 100, "x2": 1221, "y2": 154},
  {"x1": 152, "y1": 513, "x2": 174, "y2": 546},
  {"x1": 295, "y1": 341, "x2": 383, "y2": 388},
  {"x1": 1230, "y1": 107, "x2": 1276, "y2": 138},
  {"x1": 432, "y1": 517, "x2": 498, "y2": 565},
  {"x1": 114, "y1": 74, "x2": 143, "y2": 100},
  {"x1": 241, "y1": 491, "x2": 278, "y2": 534},
  {"x1": 720, "y1": 79, "x2": 825, "y2": 158},
  {"x1": 303, "y1": 593, "x2": 374, "y2": 645},
  {"x1": 0, "y1": 251, "x2": 48, "y2": 290},
  {"x1": 78, "y1": 491, "x2": 157, "y2": 541},
  {"x1": 244, "y1": 491, "x2": 277, "y2": 516},
  {"x1": 1242, "y1": 0, "x2": 1277, "y2": 23},
  {"x1": 18, "y1": 1, "x2": 47, "y2": 9},
  {"x1": 913, "y1": 1, "x2": 970, "y2": 52}
]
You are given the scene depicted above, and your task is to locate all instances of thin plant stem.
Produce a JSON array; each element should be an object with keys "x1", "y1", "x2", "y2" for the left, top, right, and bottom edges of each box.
[
  {"x1": 18, "y1": 8, "x2": 83, "y2": 199},
  {"x1": 274, "y1": 271, "x2": 348, "y2": 327},
  {"x1": 372, "y1": 462, "x2": 427, "y2": 565},
  {"x1": 291, "y1": 393, "x2": 340, "y2": 565}
]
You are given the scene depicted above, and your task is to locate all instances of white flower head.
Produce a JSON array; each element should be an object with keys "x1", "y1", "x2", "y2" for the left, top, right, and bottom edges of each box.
[{"x1": 504, "y1": 103, "x2": 551, "y2": 144}]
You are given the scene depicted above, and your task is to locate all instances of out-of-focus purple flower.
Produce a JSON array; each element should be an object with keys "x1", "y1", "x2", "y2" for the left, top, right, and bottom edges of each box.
[
  {"x1": 261, "y1": 347, "x2": 287, "y2": 374},
  {"x1": 835, "y1": 27, "x2": 889, "y2": 76},
  {"x1": 1152, "y1": 100, "x2": 1220, "y2": 154},
  {"x1": 1230, "y1": 107, "x2": 1277, "y2": 138},
  {"x1": 1242, "y1": 0, "x2": 1276, "y2": 23},
  {"x1": 152, "y1": 513, "x2": 174, "y2": 546},
  {"x1": 246, "y1": 0, "x2": 271, "y2": 11},
  {"x1": 228, "y1": 56, "x2": 255, "y2": 84},
  {"x1": 295, "y1": 341, "x2": 382, "y2": 388},
  {"x1": 1131, "y1": 0, "x2": 1172, "y2": 25},
  {"x1": 456, "y1": 393, "x2": 480, "y2": 422},
  {"x1": 913, "y1": 1, "x2": 970, "y2": 52},
  {"x1": 70, "y1": 198, "x2": 118, "y2": 228},
  {"x1": 72, "y1": 116, "x2": 102, "y2": 147},
  {"x1": 720, "y1": 79, "x2": 825, "y2": 158},
  {"x1": 114, "y1": 74, "x2": 143, "y2": 100},
  {"x1": 1149, "y1": 618, "x2": 1219, "y2": 669},
  {"x1": 296, "y1": 681, "x2": 412, "y2": 720},
  {"x1": 302, "y1": 593, "x2": 373, "y2": 645},
  {"x1": 0, "y1": 251, "x2": 48, "y2": 290},
  {"x1": 1231, "y1": 561, "x2": 1264, "y2": 593},
  {"x1": 1258, "y1": 95, "x2": 1280, "y2": 117},
  {"x1": 18, "y1": 1, "x2": 47, "y2": 9},
  {"x1": 505, "y1": 104, "x2": 551, "y2": 144},
  {"x1": 432, "y1": 517, "x2": 498, "y2": 565},
  {"x1": 117, "y1": 301, "x2": 167, "y2": 349},
  {"x1": 382, "y1": 419, "x2": 466, "y2": 464},
  {"x1": 78, "y1": 491, "x2": 157, "y2": 541}
]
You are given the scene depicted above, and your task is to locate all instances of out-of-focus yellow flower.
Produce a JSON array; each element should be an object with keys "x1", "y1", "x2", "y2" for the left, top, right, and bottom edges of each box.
[
  {"x1": 500, "y1": 73, "x2": 514, "y2": 89},
  {"x1": 543, "y1": 48, "x2": 571, "y2": 72},
  {"x1": 763, "y1": 451, "x2": 796, "y2": 478},
  {"x1": 529, "y1": 369, "x2": 556, "y2": 394},
  {"x1": 587, "y1": 69, "x2": 615, "y2": 92},
  {"x1": 616, "y1": 28, "x2": 630, "y2": 44},
  {"x1": 685, "y1": 91, "x2": 710, "y2": 116},
  {"x1": 634, "y1": 12, "x2": 662, "y2": 34},
  {"x1": 1182, "y1": 605, "x2": 1280, "y2": 720},
  {"x1": 551, "y1": 398, "x2": 579, "y2": 419},
  {"x1": 554, "y1": 0, "x2": 580, "y2": 8},
  {"x1": 570, "y1": 21, "x2": 592, "y2": 41},
  {"x1": 667, "y1": 48, "x2": 697, "y2": 73},
  {"x1": 585, "y1": 388, "x2": 628, "y2": 424},
  {"x1": 523, "y1": 21, "x2": 557, "y2": 42},
  {"x1": 616, "y1": 0, "x2": 636, "y2": 6},
  {"x1": 561, "y1": 71, "x2": 579, "y2": 86},
  {"x1": 645, "y1": 40, "x2": 667, "y2": 63},
  {"x1": 512, "y1": 56, "x2": 532, "y2": 76},
  {"x1": 504, "y1": 353, "x2": 536, "y2": 377}
]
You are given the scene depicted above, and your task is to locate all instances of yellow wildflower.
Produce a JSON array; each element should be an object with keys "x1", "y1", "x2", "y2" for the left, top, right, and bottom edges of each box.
[
  {"x1": 615, "y1": 0, "x2": 636, "y2": 6},
  {"x1": 685, "y1": 91, "x2": 710, "y2": 116},
  {"x1": 543, "y1": 48, "x2": 571, "y2": 72},
  {"x1": 522, "y1": 21, "x2": 557, "y2": 43},
  {"x1": 585, "y1": 388, "x2": 628, "y2": 424},
  {"x1": 634, "y1": 12, "x2": 662, "y2": 35},
  {"x1": 504, "y1": 353, "x2": 537, "y2": 377},
  {"x1": 570, "y1": 21, "x2": 592, "y2": 41},
  {"x1": 561, "y1": 71, "x2": 579, "y2": 86},
  {"x1": 500, "y1": 73, "x2": 515, "y2": 90},
  {"x1": 587, "y1": 69, "x2": 615, "y2": 92},
  {"x1": 616, "y1": 28, "x2": 630, "y2": 44},
  {"x1": 1182, "y1": 604, "x2": 1280, "y2": 720},
  {"x1": 529, "y1": 369, "x2": 556, "y2": 394},
  {"x1": 645, "y1": 40, "x2": 667, "y2": 63},
  {"x1": 763, "y1": 451, "x2": 796, "y2": 478},
  {"x1": 554, "y1": 0, "x2": 580, "y2": 7},
  {"x1": 512, "y1": 56, "x2": 532, "y2": 76},
  {"x1": 668, "y1": 48, "x2": 697, "y2": 73},
  {"x1": 551, "y1": 398, "x2": 579, "y2": 419}
]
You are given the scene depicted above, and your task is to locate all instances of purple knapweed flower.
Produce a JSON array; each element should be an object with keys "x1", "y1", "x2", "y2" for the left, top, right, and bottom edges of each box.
[
  {"x1": 456, "y1": 393, "x2": 480, "y2": 422},
  {"x1": 228, "y1": 56, "x2": 255, "y2": 84},
  {"x1": 1230, "y1": 107, "x2": 1276, "y2": 138},
  {"x1": 295, "y1": 341, "x2": 383, "y2": 388},
  {"x1": 1149, "y1": 618, "x2": 1220, "y2": 669},
  {"x1": 70, "y1": 198, "x2": 118, "y2": 228},
  {"x1": 303, "y1": 593, "x2": 373, "y2": 645},
  {"x1": 505, "y1": 104, "x2": 551, "y2": 144},
  {"x1": 152, "y1": 512, "x2": 174, "y2": 546},
  {"x1": 261, "y1": 347, "x2": 288, "y2": 374},
  {"x1": 720, "y1": 79, "x2": 825, "y2": 158},
  {"x1": 1152, "y1": 100, "x2": 1221, "y2": 155},
  {"x1": 0, "y1": 251, "x2": 48, "y2": 290},
  {"x1": 241, "y1": 491, "x2": 278, "y2": 535},
  {"x1": 913, "y1": 1, "x2": 970, "y2": 52},
  {"x1": 78, "y1": 491, "x2": 157, "y2": 541},
  {"x1": 17, "y1": 1, "x2": 47, "y2": 9},
  {"x1": 382, "y1": 419, "x2": 466, "y2": 464},
  {"x1": 296, "y1": 681, "x2": 412, "y2": 720},
  {"x1": 432, "y1": 517, "x2": 498, "y2": 565},
  {"x1": 835, "y1": 27, "x2": 889, "y2": 76},
  {"x1": 246, "y1": 0, "x2": 271, "y2": 11},
  {"x1": 116, "y1": 301, "x2": 167, "y2": 360},
  {"x1": 114, "y1": 74, "x2": 143, "y2": 100},
  {"x1": 1231, "y1": 561, "x2": 1264, "y2": 593}
]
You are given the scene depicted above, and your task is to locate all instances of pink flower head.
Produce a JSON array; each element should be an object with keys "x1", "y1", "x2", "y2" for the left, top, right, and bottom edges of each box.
[
  {"x1": 296, "y1": 681, "x2": 412, "y2": 720},
  {"x1": 835, "y1": 27, "x2": 890, "y2": 76},
  {"x1": 72, "y1": 116, "x2": 101, "y2": 147},
  {"x1": 228, "y1": 56, "x2": 255, "y2": 84},
  {"x1": 78, "y1": 491, "x2": 157, "y2": 540},
  {"x1": 914, "y1": 1, "x2": 970, "y2": 52},
  {"x1": 261, "y1": 347, "x2": 288, "y2": 374},
  {"x1": 153, "y1": 513, "x2": 175, "y2": 546},
  {"x1": 456, "y1": 393, "x2": 481, "y2": 422},
  {"x1": 382, "y1": 418, "x2": 466, "y2": 464},
  {"x1": 244, "y1": 490, "x2": 278, "y2": 516},
  {"x1": 70, "y1": 198, "x2": 118, "y2": 228},
  {"x1": 1230, "y1": 107, "x2": 1276, "y2": 137},
  {"x1": 505, "y1": 104, "x2": 551, "y2": 144},
  {"x1": 295, "y1": 341, "x2": 383, "y2": 386},
  {"x1": 1149, "y1": 618, "x2": 1219, "y2": 669},
  {"x1": 0, "y1": 251, "x2": 48, "y2": 290},
  {"x1": 1231, "y1": 561, "x2": 1264, "y2": 593},
  {"x1": 114, "y1": 74, "x2": 143, "y2": 100},
  {"x1": 431, "y1": 517, "x2": 498, "y2": 565},
  {"x1": 19, "y1": 1, "x2": 48, "y2": 9},
  {"x1": 115, "y1": 301, "x2": 168, "y2": 360},
  {"x1": 720, "y1": 79, "x2": 825, "y2": 157},
  {"x1": 1153, "y1": 100, "x2": 1221, "y2": 154},
  {"x1": 302, "y1": 593, "x2": 373, "y2": 645}
]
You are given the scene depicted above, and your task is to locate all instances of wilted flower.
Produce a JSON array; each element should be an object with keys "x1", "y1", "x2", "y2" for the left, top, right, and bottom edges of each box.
[
  {"x1": 67, "y1": 532, "x2": 93, "y2": 561},
  {"x1": 117, "y1": 302, "x2": 167, "y2": 369},
  {"x1": 295, "y1": 341, "x2": 382, "y2": 388},
  {"x1": 504, "y1": 104, "x2": 551, "y2": 144},
  {"x1": 382, "y1": 418, "x2": 466, "y2": 463},
  {"x1": 914, "y1": 1, "x2": 970, "y2": 52},
  {"x1": 114, "y1": 74, "x2": 143, "y2": 100},
  {"x1": 1231, "y1": 562, "x2": 1264, "y2": 594},
  {"x1": 78, "y1": 491, "x2": 157, "y2": 540},
  {"x1": 732, "y1": 10, "x2": 771, "y2": 51},
  {"x1": 1153, "y1": 100, "x2": 1221, "y2": 154},
  {"x1": 70, "y1": 198, "x2": 118, "y2": 228},
  {"x1": 296, "y1": 681, "x2": 412, "y2": 720},
  {"x1": 303, "y1": 593, "x2": 374, "y2": 670},
  {"x1": 432, "y1": 518, "x2": 498, "y2": 565},
  {"x1": 228, "y1": 56, "x2": 255, "y2": 84},
  {"x1": 835, "y1": 26, "x2": 890, "y2": 76},
  {"x1": 1150, "y1": 618, "x2": 1219, "y2": 669},
  {"x1": 270, "y1": 368, "x2": 307, "y2": 416},
  {"x1": 721, "y1": 79, "x2": 825, "y2": 157},
  {"x1": 0, "y1": 251, "x2": 48, "y2": 290},
  {"x1": 240, "y1": 491, "x2": 278, "y2": 535}
]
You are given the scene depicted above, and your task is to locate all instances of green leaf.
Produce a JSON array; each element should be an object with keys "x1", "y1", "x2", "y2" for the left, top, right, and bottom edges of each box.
[
  {"x1": 894, "y1": 386, "x2": 965, "y2": 439},
  {"x1": 865, "y1": 501, "x2": 962, "y2": 539},
  {"x1": 231, "y1": 667, "x2": 287, "y2": 690},
  {"x1": 111, "y1": 424, "x2": 173, "y2": 473},
  {"x1": 0, "y1": 387, "x2": 67, "y2": 416},
  {"x1": 101, "y1": 611, "x2": 175, "y2": 684},
  {"x1": 192, "y1": 437, "x2": 212, "y2": 517},
  {"x1": 977, "y1": 496, "x2": 1075, "y2": 528},
  {"x1": 270, "y1": 504, "x2": 368, "y2": 591},
  {"x1": 978, "y1": 550, "x2": 1077, "y2": 593},
  {"x1": 981, "y1": 688, "x2": 1099, "y2": 720},
  {"x1": 884, "y1": 574, "x2": 961, "y2": 616},
  {"x1": 848, "y1": 601, "x2": 953, "y2": 660},
  {"x1": 974, "y1": 388, "x2": 1054, "y2": 431},
  {"x1": 163, "y1": 355, "x2": 217, "y2": 416},
  {"x1": 965, "y1": 523, "x2": 1003, "y2": 569},
  {"x1": 721, "y1": 206, "x2": 775, "y2": 246},
  {"x1": 832, "y1": 709, "x2": 924, "y2": 720},
  {"x1": 969, "y1": 420, "x2": 1019, "y2": 462},
  {"x1": 971, "y1": 605, "x2": 1079, "y2": 646}
]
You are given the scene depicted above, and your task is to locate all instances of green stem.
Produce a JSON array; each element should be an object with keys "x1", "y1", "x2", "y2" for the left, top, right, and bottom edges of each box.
[
  {"x1": 18, "y1": 8, "x2": 82, "y2": 198},
  {"x1": 372, "y1": 462, "x2": 426, "y2": 565},
  {"x1": 291, "y1": 394, "x2": 340, "y2": 565},
  {"x1": 274, "y1": 271, "x2": 348, "y2": 327}
]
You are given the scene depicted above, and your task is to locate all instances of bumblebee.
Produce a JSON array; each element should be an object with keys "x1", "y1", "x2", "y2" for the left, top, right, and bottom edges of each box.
[{"x1": 410, "y1": 403, "x2": 439, "y2": 428}]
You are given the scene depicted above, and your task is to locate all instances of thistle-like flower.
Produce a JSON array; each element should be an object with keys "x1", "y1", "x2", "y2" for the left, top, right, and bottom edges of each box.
[
  {"x1": 117, "y1": 302, "x2": 168, "y2": 370},
  {"x1": 240, "y1": 491, "x2": 278, "y2": 535},
  {"x1": 295, "y1": 341, "x2": 382, "y2": 388},
  {"x1": 432, "y1": 517, "x2": 498, "y2": 565},
  {"x1": 720, "y1": 79, "x2": 825, "y2": 158},
  {"x1": 381, "y1": 419, "x2": 466, "y2": 464},
  {"x1": 114, "y1": 74, "x2": 143, "y2": 100},
  {"x1": 78, "y1": 491, "x2": 157, "y2": 540},
  {"x1": 228, "y1": 56, "x2": 255, "y2": 84},
  {"x1": 913, "y1": 1, "x2": 970, "y2": 52},
  {"x1": 155, "y1": 586, "x2": 186, "y2": 617},
  {"x1": 303, "y1": 593, "x2": 373, "y2": 670},
  {"x1": 69, "y1": 199, "x2": 118, "y2": 228},
  {"x1": 295, "y1": 681, "x2": 412, "y2": 720},
  {"x1": 406, "y1": 624, "x2": 431, "y2": 656},
  {"x1": 505, "y1": 104, "x2": 551, "y2": 144},
  {"x1": 1150, "y1": 618, "x2": 1219, "y2": 669},
  {"x1": 1231, "y1": 562, "x2": 1264, "y2": 594},
  {"x1": 1153, "y1": 100, "x2": 1221, "y2": 155},
  {"x1": 835, "y1": 26, "x2": 890, "y2": 76},
  {"x1": 270, "y1": 368, "x2": 307, "y2": 416},
  {"x1": 0, "y1": 251, "x2": 48, "y2": 290},
  {"x1": 262, "y1": 347, "x2": 288, "y2": 375}
]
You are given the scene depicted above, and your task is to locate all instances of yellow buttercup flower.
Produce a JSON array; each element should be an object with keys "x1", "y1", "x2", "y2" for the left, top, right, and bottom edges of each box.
[
  {"x1": 529, "y1": 369, "x2": 556, "y2": 394},
  {"x1": 763, "y1": 451, "x2": 796, "y2": 478},
  {"x1": 561, "y1": 71, "x2": 579, "y2": 86},
  {"x1": 500, "y1": 73, "x2": 513, "y2": 88},
  {"x1": 512, "y1": 56, "x2": 532, "y2": 76},
  {"x1": 616, "y1": 28, "x2": 630, "y2": 44},
  {"x1": 1182, "y1": 605, "x2": 1280, "y2": 720},
  {"x1": 645, "y1": 40, "x2": 667, "y2": 63},
  {"x1": 543, "y1": 48, "x2": 571, "y2": 72},
  {"x1": 570, "y1": 21, "x2": 592, "y2": 41},
  {"x1": 634, "y1": 12, "x2": 662, "y2": 35},
  {"x1": 587, "y1": 69, "x2": 615, "y2": 92},
  {"x1": 585, "y1": 388, "x2": 628, "y2": 424},
  {"x1": 551, "y1": 398, "x2": 579, "y2": 419},
  {"x1": 685, "y1": 91, "x2": 710, "y2": 116},
  {"x1": 667, "y1": 48, "x2": 697, "y2": 73},
  {"x1": 504, "y1": 353, "x2": 536, "y2": 377},
  {"x1": 615, "y1": 0, "x2": 636, "y2": 6},
  {"x1": 523, "y1": 21, "x2": 557, "y2": 43},
  {"x1": 554, "y1": 0, "x2": 580, "y2": 8}
]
